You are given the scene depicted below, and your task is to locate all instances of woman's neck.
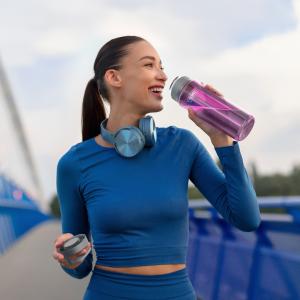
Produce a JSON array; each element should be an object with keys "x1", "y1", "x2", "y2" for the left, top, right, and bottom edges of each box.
[{"x1": 105, "y1": 111, "x2": 145, "y2": 133}]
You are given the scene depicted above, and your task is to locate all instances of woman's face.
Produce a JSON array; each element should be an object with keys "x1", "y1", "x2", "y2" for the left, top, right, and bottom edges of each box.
[{"x1": 109, "y1": 40, "x2": 168, "y2": 114}]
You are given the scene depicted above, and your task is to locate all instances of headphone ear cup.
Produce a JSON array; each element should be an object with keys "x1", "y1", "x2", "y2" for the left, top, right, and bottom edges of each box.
[
  {"x1": 114, "y1": 127, "x2": 146, "y2": 158},
  {"x1": 139, "y1": 116, "x2": 157, "y2": 147}
]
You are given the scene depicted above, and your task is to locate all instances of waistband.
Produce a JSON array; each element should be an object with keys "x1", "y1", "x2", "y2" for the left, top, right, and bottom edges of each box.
[
  {"x1": 92, "y1": 266, "x2": 189, "y2": 282},
  {"x1": 87, "y1": 266, "x2": 195, "y2": 299}
]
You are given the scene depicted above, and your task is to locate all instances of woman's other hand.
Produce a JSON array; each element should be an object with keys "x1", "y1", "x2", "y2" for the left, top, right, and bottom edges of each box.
[{"x1": 52, "y1": 233, "x2": 92, "y2": 269}]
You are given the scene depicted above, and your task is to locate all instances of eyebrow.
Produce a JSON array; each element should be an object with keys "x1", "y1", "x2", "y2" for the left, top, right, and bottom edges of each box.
[{"x1": 138, "y1": 56, "x2": 162, "y2": 64}]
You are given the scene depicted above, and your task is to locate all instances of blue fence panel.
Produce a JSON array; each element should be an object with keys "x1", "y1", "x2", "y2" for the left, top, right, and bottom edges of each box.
[
  {"x1": 1, "y1": 179, "x2": 300, "y2": 300},
  {"x1": 0, "y1": 173, "x2": 51, "y2": 255},
  {"x1": 187, "y1": 197, "x2": 300, "y2": 300}
]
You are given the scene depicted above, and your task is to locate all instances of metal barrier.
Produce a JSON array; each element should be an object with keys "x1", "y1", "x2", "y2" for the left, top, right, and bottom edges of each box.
[
  {"x1": 187, "y1": 196, "x2": 300, "y2": 300},
  {"x1": 1, "y1": 174, "x2": 300, "y2": 300},
  {"x1": 0, "y1": 174, "x2": 51, "y2": 255}
]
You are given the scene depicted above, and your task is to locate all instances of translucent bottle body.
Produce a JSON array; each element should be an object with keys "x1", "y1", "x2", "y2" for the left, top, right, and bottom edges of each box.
[{"x1": 170, "y1": 77, "x2": 255, "y2": 141}]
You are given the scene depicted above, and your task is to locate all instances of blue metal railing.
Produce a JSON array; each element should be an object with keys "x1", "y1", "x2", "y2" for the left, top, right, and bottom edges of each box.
[
  {"x1": 187, "y1": 196, "x2": 300, "y2": 300},
  {"x1": 0, "y1": 173, "x2": 51, "y2": 255},
  {"x1": 1, "y1": 171, "x2": 300, "y2": 300}
]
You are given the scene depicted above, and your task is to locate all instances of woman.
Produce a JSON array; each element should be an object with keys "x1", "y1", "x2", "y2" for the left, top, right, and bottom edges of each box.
[{"x1": 52, "y1": 35, "x2": 261, "y2": 299}]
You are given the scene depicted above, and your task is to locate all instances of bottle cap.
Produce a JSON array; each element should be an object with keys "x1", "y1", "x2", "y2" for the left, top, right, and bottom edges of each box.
[{"x1": 169, "y1": 76, "x2": 191, "y2": 102}]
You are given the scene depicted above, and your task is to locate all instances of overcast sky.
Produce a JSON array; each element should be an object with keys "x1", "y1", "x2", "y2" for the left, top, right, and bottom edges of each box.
[{"x1": 1, "y1": 0, "x2": 300, "y2": 208}]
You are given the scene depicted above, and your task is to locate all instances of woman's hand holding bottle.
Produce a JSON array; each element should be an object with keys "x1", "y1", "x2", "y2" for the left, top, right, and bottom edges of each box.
[{"x1": 187, "y1": 84, "x2": 234, "y2": 147}]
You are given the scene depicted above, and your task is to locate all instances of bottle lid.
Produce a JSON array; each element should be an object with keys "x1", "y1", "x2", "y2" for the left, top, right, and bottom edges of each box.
[
  {"x1": 58, "y1": 234, "x2": 91, "y2": 265},
  {"x1": 169, "y1": 76, "x2": 191, "y2": 102}
]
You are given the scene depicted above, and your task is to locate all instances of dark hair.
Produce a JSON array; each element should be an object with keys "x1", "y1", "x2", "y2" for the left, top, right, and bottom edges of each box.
[{"x1": 81, "y1": 35, "x2": 145, "y2": 141}]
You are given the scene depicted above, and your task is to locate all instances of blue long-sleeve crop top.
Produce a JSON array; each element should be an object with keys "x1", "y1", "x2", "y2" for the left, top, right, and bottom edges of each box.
[{"x1": 56, "y1": 125, "x2": 261, "y2": 279}]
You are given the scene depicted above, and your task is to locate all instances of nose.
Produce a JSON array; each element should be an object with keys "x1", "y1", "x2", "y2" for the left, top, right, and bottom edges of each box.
[{"x1": 155, "y1": 68, "x2": 168, "y2": 83}]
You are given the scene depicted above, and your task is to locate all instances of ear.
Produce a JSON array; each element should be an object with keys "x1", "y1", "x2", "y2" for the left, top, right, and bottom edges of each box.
[{"x1": 104, "y1": 69, "x2": 122, "y2": 88}]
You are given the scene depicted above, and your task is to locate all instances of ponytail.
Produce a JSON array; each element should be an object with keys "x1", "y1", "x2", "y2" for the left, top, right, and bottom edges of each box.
[
  {"x1": 81, "y1": 35, "x2": 145, "y2": 142},
  {"x1": 81, "y1": 78, "x2": 106, "y2": 141}
]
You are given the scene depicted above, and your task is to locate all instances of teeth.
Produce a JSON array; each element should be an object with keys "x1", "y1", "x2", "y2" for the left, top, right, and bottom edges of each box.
[{"x1": 149, "y1": 87, "x2": 163, "y2": 92}]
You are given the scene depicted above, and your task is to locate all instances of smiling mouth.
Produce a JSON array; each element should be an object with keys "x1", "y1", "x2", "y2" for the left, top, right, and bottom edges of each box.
[{"x1": 148, "y1": 87, "x2": 163, "y2": 99}]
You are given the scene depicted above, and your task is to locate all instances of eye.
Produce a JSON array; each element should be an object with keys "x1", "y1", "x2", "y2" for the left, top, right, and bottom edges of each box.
[{"x1": 145, "y1": 63, "x2": 165, "y2": 70}]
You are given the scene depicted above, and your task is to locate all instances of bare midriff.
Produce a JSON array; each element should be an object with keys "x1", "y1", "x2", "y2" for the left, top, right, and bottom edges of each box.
[{"x1": 95, "y1": 263, "x2": 186, "y2": 275}]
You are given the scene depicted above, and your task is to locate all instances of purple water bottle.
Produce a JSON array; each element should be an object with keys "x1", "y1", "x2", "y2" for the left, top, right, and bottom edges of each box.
[{"x1": 170, "y1": 76, "x2": 255, "y2": 141}]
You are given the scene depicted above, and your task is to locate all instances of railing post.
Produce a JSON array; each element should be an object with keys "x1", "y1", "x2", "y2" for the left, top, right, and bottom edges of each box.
[
  {"x1": 211, "y1": 219, "x2": 236, "y2": 300},
  {"x1": 247, "y1": 223, "x2": 273, "y2": 300}
]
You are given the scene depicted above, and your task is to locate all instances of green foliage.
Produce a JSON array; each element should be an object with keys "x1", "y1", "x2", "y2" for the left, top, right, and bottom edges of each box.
[
  {"x1": 250, "y1": 162, "x2": 300, "y2": 196},
  {"x1": 259, "y1": 207, "x2": 287, "y2": 214},
  {"x1": 188, "y1": 160, "x2": 300, "y2": 201},
  {"x1": 188, "y1": 186, "x2": 204, "y2": 199},
  {"x1": 49, "y1": 194, "x2": 61, "y2": 218}
]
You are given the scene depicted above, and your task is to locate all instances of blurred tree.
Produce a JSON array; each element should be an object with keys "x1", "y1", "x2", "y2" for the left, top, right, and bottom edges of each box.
[
  {"x1": 49, "y1": 194, "x2": 61, "y2": 218},
  {"x1": 291, "y1": 165, "x2": 300, "y2": 194},
  {"x1": 189, "y1": 160, "x2": 300, "y2": 205},
  {"x1": 249, "y1": 161, "x2": 300, "y2": 196},
  {"x1": 188, "y1": 185, "x2": 204, "y2": 199}
]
